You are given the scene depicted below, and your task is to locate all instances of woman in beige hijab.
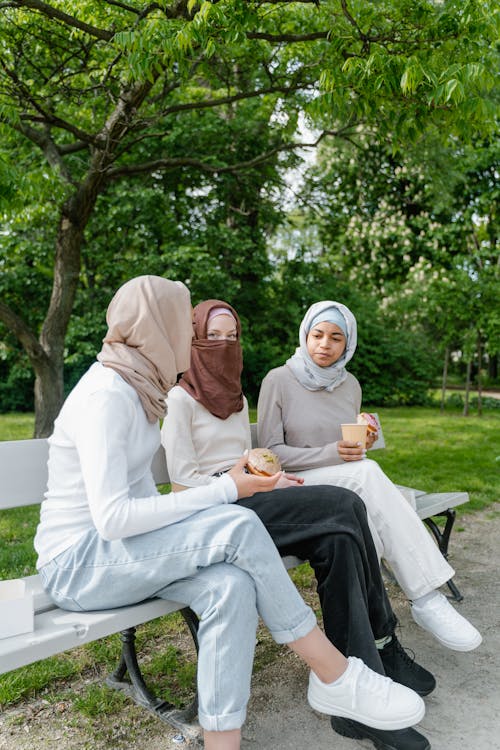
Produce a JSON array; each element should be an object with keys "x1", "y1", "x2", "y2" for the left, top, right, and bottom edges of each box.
[{"x1": 34, "y1": 276, "x2": 424, "y2": 750}]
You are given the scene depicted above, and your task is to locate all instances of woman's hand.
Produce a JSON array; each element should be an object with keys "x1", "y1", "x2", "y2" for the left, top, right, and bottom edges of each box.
[
  {"x1": 228, "y1": 454, "x2": 281, "y2": 499},
  {"x1": 275, "y1": 472, "x2": 305, "y2": 489},
  {"x1": 337, "y1": 440, "x2": 365, "y2": 462}
]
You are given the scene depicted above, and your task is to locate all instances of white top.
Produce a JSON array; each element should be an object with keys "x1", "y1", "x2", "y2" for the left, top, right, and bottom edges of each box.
[
  {"x1": 162, "y1": 385, "x2": 251, "y2": 487},
  {"x1": 34, "y1": 362, "x2": 237, "y2": 568},
  {"x1": 257, "y1": 364, "x2": 362, "y2": 472}
]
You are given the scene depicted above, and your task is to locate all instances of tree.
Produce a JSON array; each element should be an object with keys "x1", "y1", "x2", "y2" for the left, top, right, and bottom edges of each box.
[
  {"x1": 290, "y1": 129, "x2": 499, "y2": 401},
  {"x1": 0, "y1": 0, "x2": 496, "y2": 434}
]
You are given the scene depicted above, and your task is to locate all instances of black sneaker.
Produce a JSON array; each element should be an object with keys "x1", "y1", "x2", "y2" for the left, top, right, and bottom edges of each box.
[
  {"x1": 331, "y1": 717, "x2": 431, "y2": 750},
  {"x1": 380, "y1": 636, "x2": 436, "y2": 696}
]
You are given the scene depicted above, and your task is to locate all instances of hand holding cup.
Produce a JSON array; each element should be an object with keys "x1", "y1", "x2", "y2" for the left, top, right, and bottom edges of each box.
[{"x1": 338, "y1": 423, "x2": 368, "y2": 462}]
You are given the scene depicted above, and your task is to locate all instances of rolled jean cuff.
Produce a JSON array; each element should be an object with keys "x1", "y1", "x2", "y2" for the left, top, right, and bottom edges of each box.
[
  {"x1": 270, "y1": 607, "x2": 317, "y2": 645},
  {"x1": 198, "y1": 706, "x2": 247, "y2": 732}
]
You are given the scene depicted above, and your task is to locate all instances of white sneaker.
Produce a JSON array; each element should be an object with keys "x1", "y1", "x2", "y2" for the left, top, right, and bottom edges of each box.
[
  {"x1": 307, "y1": 656, "x2": 425, "y2": 730},
  {"x1": 411, "y1": 592, "x2": 482, "y2": 651}
]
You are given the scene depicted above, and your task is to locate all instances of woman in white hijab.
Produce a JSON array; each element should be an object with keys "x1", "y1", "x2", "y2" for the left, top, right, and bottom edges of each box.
[
  {"x1": 258, "y1": 300, "x2": 482, "y2": 657},
  {"x1": 34, "y1": 279, "x2": 424, "y2": 750}
]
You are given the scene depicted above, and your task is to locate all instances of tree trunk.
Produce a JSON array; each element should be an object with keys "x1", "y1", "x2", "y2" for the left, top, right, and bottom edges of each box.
[
  {"x1": 2, "y1": 69, "x2": 155, "y2": 435},
  {"x1": 477, "y1": 333, "x2": 482, "y2": 417},
  {"x1": 440, "y1": 346, "x2": 449, "y2": 413},
  {"x1": 32, "y1": 180, "x2": 106, "y2": 435},
  {"x1": 33, "y1": 357, "x2": 65, "y2": 438},
  {"x1": 463, "y1": 359, "x2": 472, "y2": 417},
  {"x1": 488, "y1": 352, "x2": 498, "y2": 381}
]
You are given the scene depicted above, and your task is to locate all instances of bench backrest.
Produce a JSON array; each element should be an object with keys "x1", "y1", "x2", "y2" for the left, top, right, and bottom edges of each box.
[
  {"x1": 0, "y1": 439, "x2": 50, "y2": 510},
  {"x1": 0, "y1": 417, "x2": 385, "y2": 510},
  {"x1": 0, "y1": 438, "x2": 174, "y2": 510},
  {"x1": 0, "y1": 425, "x2": 263, "y2": 509}
]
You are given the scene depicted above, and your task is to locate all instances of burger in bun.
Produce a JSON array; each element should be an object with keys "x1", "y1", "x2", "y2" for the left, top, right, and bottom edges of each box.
[
  {"x1": 357, "y1": 412, "x2": 379, "y2": 435},
  {"x1": 246, "y1": 447, "x2": 281, "y2": 476}
]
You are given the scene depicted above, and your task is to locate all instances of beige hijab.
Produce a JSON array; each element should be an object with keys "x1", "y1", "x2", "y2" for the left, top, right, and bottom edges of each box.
[{"x1": 97, "y1": 276, "x2": 192, "y2": 422}]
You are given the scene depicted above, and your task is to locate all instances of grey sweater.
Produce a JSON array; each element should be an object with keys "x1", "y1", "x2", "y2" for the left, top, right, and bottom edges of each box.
[{"x1": 257, "y1": 364, "x2": 362, "y2": 472}]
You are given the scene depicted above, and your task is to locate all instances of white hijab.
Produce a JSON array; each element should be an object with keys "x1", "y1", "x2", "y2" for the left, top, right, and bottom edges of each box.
[{"x1": 286, "y1": 300, "x2": 357, "y2": 391}]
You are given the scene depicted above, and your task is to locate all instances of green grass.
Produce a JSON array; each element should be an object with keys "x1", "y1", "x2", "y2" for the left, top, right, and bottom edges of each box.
[
  {"x1": 372, "y1": 407, "x2": 499, "y2": 511},
  {"x1": 0, "y1": 412, "x2": 35, "y2": 440},
  {"x1": 1, "y1": 406, "x2": 498, "y2": 714}
]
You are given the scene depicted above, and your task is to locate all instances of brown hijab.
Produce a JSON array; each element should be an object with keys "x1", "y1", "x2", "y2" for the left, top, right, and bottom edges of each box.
[
  {"x1": 97, "y1": 275, "x2": 192, "y2": 423},
  {"x1": 179, "y1": 299, "x2": 244, "y2": 420}
]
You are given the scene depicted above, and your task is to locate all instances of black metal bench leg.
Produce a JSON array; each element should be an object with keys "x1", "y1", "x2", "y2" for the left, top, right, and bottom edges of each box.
[
  {"x1": 107, "y1": 626, "x2": 164, "y2": 710},
  {"x1": 424, "y1": 510, "x2": 464, "y2": 602},
  {"x1": 181, "y1": 606, "x2": 200, "y2": 653},
  {"x1": 106, "y1": 608, "x2": 202, "y2": 742}
]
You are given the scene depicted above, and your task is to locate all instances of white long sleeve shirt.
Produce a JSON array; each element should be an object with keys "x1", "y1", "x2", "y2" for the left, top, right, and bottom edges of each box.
[
  {"x1": 162, "y1": 385, "x2": 251, "y2": 487},
  {"x1": 34, "y1": 362, "x2": 237, "y2": 568}
]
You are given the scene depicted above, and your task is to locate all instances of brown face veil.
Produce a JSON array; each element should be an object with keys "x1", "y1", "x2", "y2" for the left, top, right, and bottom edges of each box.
[
  {"x1": 97, "y1": 276, "x2": 192, "y2": 422},
  {"x1": 178, "y1": 299, "x2": 244, "y2": 420}
]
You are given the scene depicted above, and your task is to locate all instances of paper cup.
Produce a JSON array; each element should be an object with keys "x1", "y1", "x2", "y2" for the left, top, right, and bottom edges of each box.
[{"x1": 341, "y1": 423, "x2": 367, "y2": 449}]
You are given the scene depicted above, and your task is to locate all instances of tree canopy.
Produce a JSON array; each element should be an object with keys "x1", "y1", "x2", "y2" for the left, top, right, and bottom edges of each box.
[{"x1": 0, "y1": 0, "x2": 498, "y2": 434}]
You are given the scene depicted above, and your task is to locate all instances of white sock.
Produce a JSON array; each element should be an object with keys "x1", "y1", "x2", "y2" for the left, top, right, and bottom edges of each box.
[
  {"x1": 375, "y1": 634, "x2": 393, "y2": 650},
  {"x1": 412, "y1": 590, "x2": 441, "y2": 608},
  {"x1": 317, "y1": 657, "x2": 353, "y2": 687}
]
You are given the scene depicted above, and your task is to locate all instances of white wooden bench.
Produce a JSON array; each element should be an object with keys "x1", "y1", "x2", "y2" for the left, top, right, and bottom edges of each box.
[{"x1": 0, "y1": 429, "x2": 468, "y2": 736}]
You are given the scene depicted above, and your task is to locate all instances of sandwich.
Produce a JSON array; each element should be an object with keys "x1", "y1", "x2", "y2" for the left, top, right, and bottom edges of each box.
[
  {"x1": 357, "y1": 412, "x2": 379, "y2": 435},
  {"x1": 246, "y1": 448, "x2": 281, "y2": 476}
]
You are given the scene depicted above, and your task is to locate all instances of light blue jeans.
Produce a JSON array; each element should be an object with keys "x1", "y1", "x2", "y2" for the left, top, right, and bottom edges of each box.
[{"x1": 39, "y1": 503, "x2": 316, "y2": 731}]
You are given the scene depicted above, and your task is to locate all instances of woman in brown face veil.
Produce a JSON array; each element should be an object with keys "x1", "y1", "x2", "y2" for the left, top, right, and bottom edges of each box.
[{"x1": 163, "y1": 298, "x2": 431, "y2": 750}]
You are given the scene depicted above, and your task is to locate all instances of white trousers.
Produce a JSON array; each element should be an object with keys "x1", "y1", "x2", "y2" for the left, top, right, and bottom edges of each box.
[{"x1": 296, "y1": 459, "x2": 455, "y2": 600}]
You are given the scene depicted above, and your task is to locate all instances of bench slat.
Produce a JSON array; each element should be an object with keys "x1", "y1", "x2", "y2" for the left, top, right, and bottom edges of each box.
[
  {"x1": 151, "y1": 445, "x2": 170, "y2": 485},
  {"x1": 415, "y1": 491, "x2": 469, "y2": 519},
  {"x1": 0, "y1": 597, "x2": 187, "y2": 674}
]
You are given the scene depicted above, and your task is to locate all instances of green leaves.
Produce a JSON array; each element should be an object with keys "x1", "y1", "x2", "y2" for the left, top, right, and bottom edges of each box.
[{"x1": 0, "y1": 0, "x2": 498, "y2": 426}]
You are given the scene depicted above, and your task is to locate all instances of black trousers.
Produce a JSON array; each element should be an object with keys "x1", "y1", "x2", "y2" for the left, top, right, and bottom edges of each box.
[{"x1": 237, "y1": 485, "x2": 397, "y2": 673}]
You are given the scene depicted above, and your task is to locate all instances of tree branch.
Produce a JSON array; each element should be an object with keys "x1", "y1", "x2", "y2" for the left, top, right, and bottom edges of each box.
[
  {"x1": 246, "y1": 31, "x2": 329, "y2": 42},
  {"x1": 0, "y1": 56, "x2": 98, "y2": 148},
  {"x1": 162, "y1": 82, "x2": 309, "y2": 116},
  {"x1": 0, "y1": 300, "x2": 48, "y2": 364},
  {"x1": 3, "y1": 0, "x2": 193, "y2": 31},
  {"x1": 107, "y1": 131, "x2": 343, "y2": 179},
  {"x1": 339, "y1": 0, "x2": 367, "y2": 41},
  {"x1": 5, "y1": 0, "x2": 114, "y2": 41},
  {"x1": 251, "y1": 0, "x2": 320, "y2": 4},
  {"x1": 13, "y1": 122, "x2": 75, "y2": 181}
]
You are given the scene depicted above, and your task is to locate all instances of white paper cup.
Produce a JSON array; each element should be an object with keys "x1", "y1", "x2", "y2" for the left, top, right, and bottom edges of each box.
[{"x1": 341, "y1": 423, "x2": 368, "y2": 449}]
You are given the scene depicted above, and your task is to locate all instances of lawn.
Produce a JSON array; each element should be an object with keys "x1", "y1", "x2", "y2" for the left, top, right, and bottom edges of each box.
[
  {"x1": 0, "y1": 406, "x2": 498, "y2": 712},
  {"x1": 0, "y1": 412, "x2": 36, "y2": 440},
  {"x1": 367, "y1": 406, "x2": 499, "y2": 512}
]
